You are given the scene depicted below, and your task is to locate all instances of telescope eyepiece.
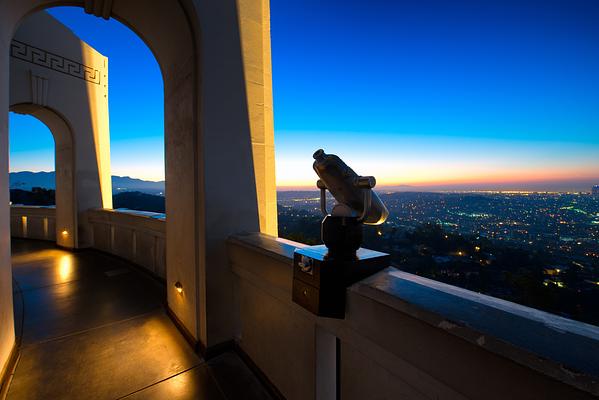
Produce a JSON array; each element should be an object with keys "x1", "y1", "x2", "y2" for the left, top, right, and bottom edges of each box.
[
  {"x1": 355, "y1": 176, "x2": 376, "y2": 189},
  {"x1": 313, "y1": 149, "x2": 327, "y2": 161}
]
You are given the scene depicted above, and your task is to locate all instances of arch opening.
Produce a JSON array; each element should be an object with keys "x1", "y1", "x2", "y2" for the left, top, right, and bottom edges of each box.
[
  {"x1": 1, "y1": 0, "x2": 276, "y2": 371},
  {"x1": 3, "y1": 0, "x2": 205, "y2": 348},
  {"x1": 8, "y1": 106, "x2": 76, "y2": 248}
]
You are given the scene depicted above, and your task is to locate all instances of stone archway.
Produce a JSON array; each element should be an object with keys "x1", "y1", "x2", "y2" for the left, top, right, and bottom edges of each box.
[
  {"x1": 9, "y1": 104, "x2": 77, "y2": 249},
  {"x1": 9, "y1": 10, "x2": 113, "y2": 249},
  {"x1": 1, "y1": 2, "x2": 206, "y2": 362},
  {"x1": 1, "y1": 0, "x2": 277, "y2": 376}
]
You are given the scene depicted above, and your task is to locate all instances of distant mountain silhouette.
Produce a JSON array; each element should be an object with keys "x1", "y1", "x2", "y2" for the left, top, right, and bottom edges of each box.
[
  {"x1": 112, "y1": 175, "x2": 165, "y2": 194},
  {"x1": 12, "y1": 171, "x2": 597, "y2": 195},
  {"x1": 9, "y1": 171, "x2": 165, "y2": 194}
]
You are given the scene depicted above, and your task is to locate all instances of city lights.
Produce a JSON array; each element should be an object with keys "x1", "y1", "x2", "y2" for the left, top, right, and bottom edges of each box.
[{"x1": 279, "y1": 190, "x2": 599, "y2": 324}]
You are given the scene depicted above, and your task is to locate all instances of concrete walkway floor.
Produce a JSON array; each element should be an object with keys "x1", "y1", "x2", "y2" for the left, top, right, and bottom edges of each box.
[{"x1": 4, "y1": 239, "x2": 272, "y2": 400}]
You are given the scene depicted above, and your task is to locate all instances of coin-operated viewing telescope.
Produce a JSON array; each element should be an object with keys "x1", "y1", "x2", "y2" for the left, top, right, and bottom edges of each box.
[
  {"x1": 292, "y1": 149, "x2": 391, "y2": 318},
  {"x1": 313, "y1": 148, "x2": 389, "y2": 256}
]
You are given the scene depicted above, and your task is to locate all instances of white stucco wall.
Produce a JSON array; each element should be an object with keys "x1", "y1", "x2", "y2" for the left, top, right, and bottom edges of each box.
[
  {"x1": 10, "y1": 206, "x2": 57, "y2": 241},
  {"x1": 1, "y1": 9, "x2": 114, "y2": 381},
  {"x1": 0, "y1": 0, "x2": 278, "y2": 374},
  {"x1": 87, "y1": 209, "x2": 166, "y2": 279},
  {"x1": 10, "y1": 11, "x2": 112, "y2": 249},
  {"x1": 228, "y1": 234, "x2": 598, "y2": 400}
]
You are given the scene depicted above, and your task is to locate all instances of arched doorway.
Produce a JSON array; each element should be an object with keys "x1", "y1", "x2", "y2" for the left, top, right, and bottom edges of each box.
[
  {"x1": 9, "y1": 10, "x2": 112, "y2": 249},
  {"x1": 9, "y1": 104, "x2": 77, "y2": 249},
  {"x1": 1, "y1": 1, "x2": 204, "y2": 355},
  {"x1": 1, "y1": 1, "x2": 276, "y2": 372}
]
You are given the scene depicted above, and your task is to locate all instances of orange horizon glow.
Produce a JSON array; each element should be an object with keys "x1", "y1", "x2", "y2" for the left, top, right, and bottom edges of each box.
[
  {"x1": 276, "y1": 169, "x2": 599, "y2": 190},
  {"x1": 274, "y1": 139, "x2": 599, "y2": 191}
]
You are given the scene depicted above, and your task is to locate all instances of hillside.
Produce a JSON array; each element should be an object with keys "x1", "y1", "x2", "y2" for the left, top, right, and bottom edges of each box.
[{"x1": 112, "y1": 191, "x2": 165, "y2": 213}]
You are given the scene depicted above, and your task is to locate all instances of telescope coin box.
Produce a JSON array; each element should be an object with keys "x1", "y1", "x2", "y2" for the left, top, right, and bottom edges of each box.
[{"x1": 292, "y1": 245, "x2": 390, "y2": 318}]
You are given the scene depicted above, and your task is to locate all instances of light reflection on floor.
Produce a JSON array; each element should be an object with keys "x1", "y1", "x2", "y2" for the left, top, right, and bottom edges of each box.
[{"x1": 7, "y1": 239, "x2": 272, "y2": 400}]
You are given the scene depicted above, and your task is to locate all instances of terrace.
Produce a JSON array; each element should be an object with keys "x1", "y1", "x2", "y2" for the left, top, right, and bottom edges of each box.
[
  {"x1": 1, "y1": 2, "x2": 598, "y2": 399},
  {"x1": 6, "y1": 235, "x2": 272, "y2": 400},
  {"x1": 2, "y1": 206, "x2": 597, "y2": 399}
]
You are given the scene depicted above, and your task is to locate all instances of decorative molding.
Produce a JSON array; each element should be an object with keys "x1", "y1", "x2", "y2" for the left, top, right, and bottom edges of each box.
[
  {"x1": 10, "y1": 40, "x2": 101, "y2": 85},
  {"x1": 30, "y1": 72, "x2": 49, "y2": 106},
  {"x1": 84, "y1": 0, "x2": 113, "y2": 20}
]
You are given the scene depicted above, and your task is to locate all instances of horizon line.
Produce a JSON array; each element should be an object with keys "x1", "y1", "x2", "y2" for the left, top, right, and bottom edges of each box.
[{"x1": 10, "y1": 170, "x2": 599, "y2": 191}]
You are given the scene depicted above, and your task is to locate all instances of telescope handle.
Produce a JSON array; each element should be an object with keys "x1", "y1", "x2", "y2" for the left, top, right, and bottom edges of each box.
[
  {"x1": 358, "y1": 188, "x2": 372, "y2": 223},
  {"x1": 353, "y1": 176, "x2": 375, "y2": 222},
  {"x1": 354, "y1": 176, "x2": 376, "y2": 189},
  {"x1": 317, "y1": 180, "x2": 329, "y2": 215}
]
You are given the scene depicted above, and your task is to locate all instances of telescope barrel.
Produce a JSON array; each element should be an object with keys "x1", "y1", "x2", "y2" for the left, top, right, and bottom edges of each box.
[{"x1": 313, "y1": 149, "x2": 389, "y2": 225}]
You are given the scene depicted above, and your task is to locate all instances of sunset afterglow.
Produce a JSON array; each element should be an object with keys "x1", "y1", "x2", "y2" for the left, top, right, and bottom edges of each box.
[
  {"x1": 274, "y1": 132, "x2": 599, "y2": 190},
  {"x1": 272, "y1": 0, "x2": 599, "y2": 191},
  {"x1": 8, "y1": 1, "x2": 599, "y2": 191}
]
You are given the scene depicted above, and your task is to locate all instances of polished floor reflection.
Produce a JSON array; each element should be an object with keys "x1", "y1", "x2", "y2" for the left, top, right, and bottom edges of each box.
[{"x1": 7, "y1": 239, "x2": 272, "y2": 400}]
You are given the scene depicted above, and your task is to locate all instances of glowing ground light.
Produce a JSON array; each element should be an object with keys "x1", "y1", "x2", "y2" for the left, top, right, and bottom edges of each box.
[{"x1": 21, "y1": 216, "x2": 28, "y2": 236}]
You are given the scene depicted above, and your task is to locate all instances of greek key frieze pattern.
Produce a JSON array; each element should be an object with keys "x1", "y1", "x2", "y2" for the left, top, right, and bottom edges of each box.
[{"x1": 10, "y1": 40, "x2": 101, "y2": 85}]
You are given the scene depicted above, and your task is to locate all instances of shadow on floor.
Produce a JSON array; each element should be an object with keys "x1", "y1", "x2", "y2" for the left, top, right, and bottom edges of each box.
[{"x1": 6, "y1": 239, "x2": 272, "y2": 400}]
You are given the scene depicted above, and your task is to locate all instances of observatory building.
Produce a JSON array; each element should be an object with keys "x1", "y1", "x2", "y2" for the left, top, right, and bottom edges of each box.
[{"x1": 0, "y1": 2, "x2": 597, "y2": 400}]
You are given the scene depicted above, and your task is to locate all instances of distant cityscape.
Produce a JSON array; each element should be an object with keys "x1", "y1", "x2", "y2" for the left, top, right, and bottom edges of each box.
[
  {"x1": 278, "y1": 189, "x2": 599, "y2": 326},
  {"x1": 9, "y1": 171, "x2": 599, "y2": 325}
]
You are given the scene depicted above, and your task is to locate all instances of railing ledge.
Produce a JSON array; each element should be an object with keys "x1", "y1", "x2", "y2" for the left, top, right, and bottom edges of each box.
[{"x1": 228, "y1": 231, "x2": 599, "y2": 397}]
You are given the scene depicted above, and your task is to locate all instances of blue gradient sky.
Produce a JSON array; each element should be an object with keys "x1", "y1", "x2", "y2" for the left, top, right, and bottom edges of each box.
[
  {"x1": 9, "y1": 6, "x2": 164, "y2": 180},
  {"x1": 8, "y1": 0, "x2": 599, "y2": 190}
]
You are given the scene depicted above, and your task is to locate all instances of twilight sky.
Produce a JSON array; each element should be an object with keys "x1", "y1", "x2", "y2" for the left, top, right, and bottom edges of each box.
[{"x1": 8, "y1": 0, "x2": 599, "y2": 191}]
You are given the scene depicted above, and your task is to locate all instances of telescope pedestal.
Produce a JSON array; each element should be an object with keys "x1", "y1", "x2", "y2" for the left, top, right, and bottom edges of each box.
[
  {"x1": 292, "y1": 245, "x2": 389, "y2": 318},
  {"x1": 321, "y1": 215, "x2": 362, "y2": 256},
  {"x1": 293, "y1": 149, "x2": 391, "y2": 317}
]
